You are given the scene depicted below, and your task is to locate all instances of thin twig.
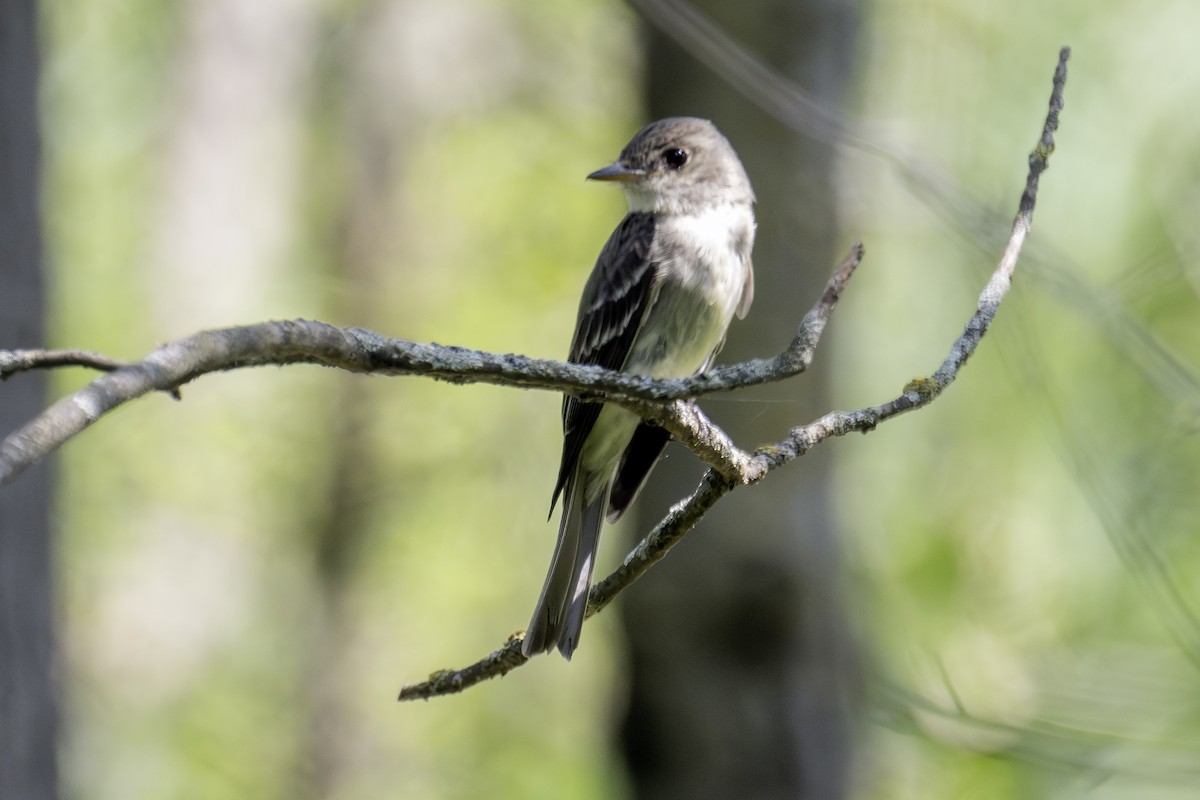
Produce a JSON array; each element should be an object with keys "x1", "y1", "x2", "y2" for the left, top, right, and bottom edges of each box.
[
  {"x1": 0, "y1": 348, "x2": 130, "y2": 378},
  {"x1": 396, "y1": 47, "x2": 1068, "y2": 701}
]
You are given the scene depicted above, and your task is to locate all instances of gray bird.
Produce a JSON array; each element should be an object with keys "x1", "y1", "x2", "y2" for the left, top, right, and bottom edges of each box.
[{"x1": 523, "y1": 117, "x2": 756, "y2": 659}]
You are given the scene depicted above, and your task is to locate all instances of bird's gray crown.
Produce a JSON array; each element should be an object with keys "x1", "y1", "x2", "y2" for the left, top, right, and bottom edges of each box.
[{"x1": 593, "y1": 117, "x2": 754, "y2": 215}]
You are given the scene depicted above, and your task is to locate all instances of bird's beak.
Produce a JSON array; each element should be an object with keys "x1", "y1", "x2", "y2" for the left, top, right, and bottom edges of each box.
[{"x1": 587, "y1": 162, "x2": 645, "y2": 182}]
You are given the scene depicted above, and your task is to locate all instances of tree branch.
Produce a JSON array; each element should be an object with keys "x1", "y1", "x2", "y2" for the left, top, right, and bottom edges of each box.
[
  {"x1": 0, "y1": 240, "x2": 860, "y2": 489},
  {"x1": 0, "y1": 348, "x2": 130, "y2": 377},
  {"x1": 396, "y1": 46, "x2": 1069, "y2": 701}
]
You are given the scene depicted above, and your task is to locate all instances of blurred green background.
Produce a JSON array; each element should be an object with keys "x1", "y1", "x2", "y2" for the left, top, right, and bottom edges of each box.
[{"x1": 29, "y1": 0, "x2": 1200, "y2": 797}]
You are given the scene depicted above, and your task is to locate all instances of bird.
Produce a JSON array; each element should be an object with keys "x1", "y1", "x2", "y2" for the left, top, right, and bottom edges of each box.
[{"x1": 522, "y1": 117, "x2": 756, "y2": 659}]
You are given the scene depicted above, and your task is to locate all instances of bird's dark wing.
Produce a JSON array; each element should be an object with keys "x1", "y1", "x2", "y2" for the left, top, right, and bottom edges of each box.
[
  {"x1": 549, "y1": 212, "x2": 659, "y2": 512},
  {"x1": 606, "y1": 422, "x2": 671, "y2": 522}
]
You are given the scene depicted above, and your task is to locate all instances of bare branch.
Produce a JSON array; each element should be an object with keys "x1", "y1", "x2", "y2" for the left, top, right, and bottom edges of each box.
[
  {"x1": 0, "y1": 348, "x2": 130, "y2": 378},
  {"x1": 0, "y1": 242, "x2": 861, "y2": 489},
  {"x1": 396, "y1": 47, "x2": 1069, "y2": 701}
]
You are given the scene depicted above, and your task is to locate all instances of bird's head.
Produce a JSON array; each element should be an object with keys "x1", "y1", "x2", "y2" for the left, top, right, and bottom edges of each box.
[{"x1": 587, "y1": 117, "x2": 754, "y2": 215}]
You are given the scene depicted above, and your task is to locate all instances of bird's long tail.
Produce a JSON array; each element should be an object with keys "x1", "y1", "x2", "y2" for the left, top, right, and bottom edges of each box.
[{"x1": 523, "y1": 476, "x2": 606, "y2": 660}]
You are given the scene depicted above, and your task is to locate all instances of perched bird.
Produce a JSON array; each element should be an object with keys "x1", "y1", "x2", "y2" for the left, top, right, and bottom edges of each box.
[{"x1": 523, "y1": 117, "x2": 756, "y2": 659}]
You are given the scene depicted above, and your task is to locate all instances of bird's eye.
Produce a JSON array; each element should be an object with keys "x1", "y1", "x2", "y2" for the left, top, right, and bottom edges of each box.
[{"x1": 663, "y1": 148, "x2": 689, "y2": 170}]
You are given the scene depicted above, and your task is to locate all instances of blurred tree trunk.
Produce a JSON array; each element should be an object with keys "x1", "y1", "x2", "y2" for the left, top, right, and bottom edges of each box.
[
  {"x1": 301, "y1": 9, "x2": 413, "y2": 793},
  {"x1": 0, "y1": 1, "x2": 58, "y2": 798},
  {"x1": 620, "y1": 2, "x2": 861, "y2": 798}
]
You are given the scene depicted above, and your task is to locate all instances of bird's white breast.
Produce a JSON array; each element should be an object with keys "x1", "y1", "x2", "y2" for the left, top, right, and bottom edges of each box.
[
  {"x1": 620, "y1": 202, "x2": 754, "y2": 379},
  {"x1": 656, "y1": 202, "x2": 754, "y2": 318}
]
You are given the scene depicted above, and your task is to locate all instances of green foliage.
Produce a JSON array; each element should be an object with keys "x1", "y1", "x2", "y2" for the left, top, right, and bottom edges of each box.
[
  {"x1": 840, "y1": 0, "x2": 1200, "y2": 795},
  {"x1": 46, "y1": 1, "x2": 638, "y2": 798},
  {"x1": 41, "y1": 0, "x2": 1200, "y2": 797}
]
